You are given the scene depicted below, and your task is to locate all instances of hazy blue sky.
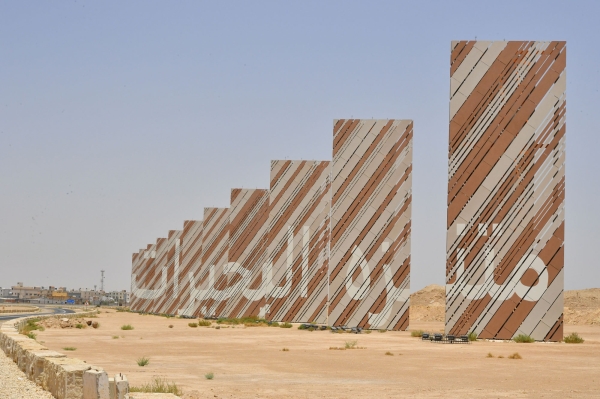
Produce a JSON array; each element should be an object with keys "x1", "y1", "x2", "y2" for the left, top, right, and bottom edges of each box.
[{"x1": 1, "y1": 1, "x2": 598, "y2": 292}]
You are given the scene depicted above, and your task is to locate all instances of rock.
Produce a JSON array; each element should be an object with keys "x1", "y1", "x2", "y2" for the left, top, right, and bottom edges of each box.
[{"x1": 86, "y1": 321, "x2": 92, "y2": 326}]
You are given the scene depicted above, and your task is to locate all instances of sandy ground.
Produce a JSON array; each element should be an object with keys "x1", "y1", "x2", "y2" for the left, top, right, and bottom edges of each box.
[{"x1": 34, "y1": 310, "x2": 600, "y2": 399}]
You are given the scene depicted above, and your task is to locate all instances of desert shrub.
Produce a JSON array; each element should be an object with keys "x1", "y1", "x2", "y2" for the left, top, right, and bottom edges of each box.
[
  {"x1": 205, "y1": 372, "x2": 214, "y2": 380},
  {"x1": 75, "y1": 324, "x2": 85, "y2": 329},
  {"x1": 281, "y1": 348, "x2": 289, "y2": 351},
  {"x1": 378, "y1": 329, "x2": 387, "y2": 333},
  {"x1": 513, "y1": 334, "x2": 535, "y2": 343},
  {"x1": 468, "y1": 331, "x2": 477, "y2": 341},
  {"x1": 498, "y1": 355, "x2": 504, "y2": 358},
  {"x1": 137, "y1": 357, "x2": 150, "y2": 367},
  {"x1": 198, "y1": 320, "x2": 211, "y2": 327},
  {"x1": 411, "y1": 330, "x2": 424, "y2": 337},
  {"x1": 27, "y1": 332, "x2": 37, "y2": 340},
  {"x1": 63, "y1": 347, "x2": 76, "y2": 351},
  {"x1": 121, "y1": 324, "x2": 134, "y2": 330},
  {"x1": 564, "y1": 332, "x2": 584, "y2": 344},
  {"x1": 486, "y1": 352, "x2": 494, "y2": 358},
  {"x1": 217, "y1": 315, "x2": 268, "y2": 325},
  {"x1": 508, "y1": 352, "x2": 522, "y2": 359},
  {"x1": 363, "y1": 330, "x2": 372, "y2": 334},
  {"x1": 130, "y1": 377, "x2": 181, "y2": 395},
  {"x1": 112, "y1": 336, "x2": 119, "y2": 339},
  {"x1": 168, "y1": 325, "x2": 173, "y2": 328},
  {"x1": 385, "y1": 351, "x2": 394, "y2": 356},
  {"x1": 188, "y1": 323, "x2": 198, "y2": 328},
  {"x1": 280, "y1": 322, "x2": 293, "y2": 328},
  {"x1": 21, "y1": 318, "x2": 44, "y2": 335},
  {"x1": 344, "y1": 340, "x2": 358, "y2": 349},
  {"x1": 92, "y1": 322, "x2": 99, "y2": 329},
  {"x1": 270, "y1": 322, "x2": 280, "y2": 327}
]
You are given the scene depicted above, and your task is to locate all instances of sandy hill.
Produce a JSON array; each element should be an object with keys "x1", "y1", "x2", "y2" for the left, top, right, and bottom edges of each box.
[{"x1": 409, "y1": 285, "x2": 600, "y2": 325}]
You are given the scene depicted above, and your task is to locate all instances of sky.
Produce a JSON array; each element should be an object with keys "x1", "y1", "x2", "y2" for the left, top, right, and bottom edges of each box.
[{"x1": 1, "y1": 1, "x2": 599, "y2": 292}]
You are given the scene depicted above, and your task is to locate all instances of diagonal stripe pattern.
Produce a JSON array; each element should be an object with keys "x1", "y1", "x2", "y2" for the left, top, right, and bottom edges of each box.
[
  {"x1": 446, "y1": 41, "x2": 566, "y2": 341},
  {"x1": 329, "y1": 119, "x2": 413, "y2": 330},
  {"x1": 265, "y1": 160, "x2": 331, "y2": 323}
]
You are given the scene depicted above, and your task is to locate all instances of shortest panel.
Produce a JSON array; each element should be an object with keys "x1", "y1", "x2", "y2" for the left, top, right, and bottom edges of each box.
[{"x1": 329, "y1": 119, "x2": 413, "y2": 330}]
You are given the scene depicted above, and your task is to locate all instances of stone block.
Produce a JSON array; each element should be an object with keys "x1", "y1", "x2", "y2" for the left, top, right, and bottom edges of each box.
[
  {"x1": 40, "y1": 357, "x2": 91, "y2": 399},
  {"x1": 83, "y1": 367, "x2": 109, "y2": 399},
  {"x1": 114, "y1": 373, "x2": 129, "y2": 399}
]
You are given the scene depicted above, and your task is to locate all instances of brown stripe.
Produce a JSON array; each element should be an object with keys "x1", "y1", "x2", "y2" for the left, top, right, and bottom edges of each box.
[{"x1": 450, "y1": 40, "x2": 475, "y2": 77}]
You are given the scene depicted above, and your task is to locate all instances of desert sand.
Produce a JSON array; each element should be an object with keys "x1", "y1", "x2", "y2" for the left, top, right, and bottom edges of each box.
[{"x1": 33, "y1": 286, "x2": 600, "y2": 399}]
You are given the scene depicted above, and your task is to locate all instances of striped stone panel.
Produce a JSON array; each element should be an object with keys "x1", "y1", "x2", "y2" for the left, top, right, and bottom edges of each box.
[
  {"x1": 329, "y1": 119, "x2": 413, "y2": 330},
  {"x1": 171, "y1": 220, "x2": 203, "y2": 316},
  {"x1": 265, "y1": 160, "x2": 331, "y2": 323},
  {"x1": 149, "y1": 230, "x2": 182, "y2": 314},
  {"x1": 131, "y1": 240, "x2": 163, "y2": 313},
  {"x1": 194, "y1": 208, "x2": 230, "y2": 318},
  {"x1": 446, "y1": 41, "x2": 566, "y2": 341},
  {"x1": 221, "y1": 189, "x2": 270, "y2": 318}
]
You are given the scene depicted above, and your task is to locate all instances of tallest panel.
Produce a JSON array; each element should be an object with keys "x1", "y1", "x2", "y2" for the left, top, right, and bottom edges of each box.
[{"x1": 446, "y1": 41, "x2": 566, "y2": 341}]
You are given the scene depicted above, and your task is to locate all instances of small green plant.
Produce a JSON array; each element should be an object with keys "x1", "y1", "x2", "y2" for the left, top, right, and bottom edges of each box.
[
  {"x1": 513, "y1": 334, "x2": 535, "y2": 343},
  {"x1": 364, "y1": 330, "x2": 372, "y2": 334},
  {"x1": 281, "y1": 348, "x2": 289, "y2": 351},
  {"x1": 468, "y1": 331, "x2": 478, "y2": 341},
  {"x1": 121, "y1": 324, "x2": 134, "y2": 330},
  {"x1": 188, "y1": 323, "x2": 198, "y2": 328},
  {"x1": 205, "y1": 372, "x2": 214, "y2": 380},
  {"x1": 564, "y1": 332, "x2": 584, "y2": 344},
  {"x1": 112, "y1": 336, "x2": 119, "y2": 339},
  {"x1": 270, "y1": 322, "x2": 280, "y2": 327},
  {"x1": 198, "y1": 320, "x2": 211, "y2": 327},
  {"x1": 129, "y1": 377, "x2": 181, "y2": 395},
  {"x1": 280, "y1": 322, "x2": 293, "y2": 328},
  {"x1": 411, "y1": 330, "x2": 424, "y2": 337},
  {"x1": 21, "y1": 318, "x2": 44, "y2": 336},
  {"x1": 63, "y1": 347, "x2": 77, "y2": 351},
  {"x1": 508, "y1": 352, "x2": 522, "y2": 359},
  {"x1": 75, "y1": 324, "x2": 85, "y2": 329},
  {"x1": 137, "y1": 356, "x2": 150, "y2": 367},
  {"x1": 27, "y1": 332, "x2": 37, "y2": 340},
  {"x1": 344, "y1": 340, "x2": 358, "y2": 349},
  {"x1": 486, "y1": 352, "x2": 494, "y2": 358},
  {"x1": 385, "y1": 351, "x2": 394, "y2": 356},
  {"x1": 378, "y1": 329, "x2": 387, "y2": 333}
]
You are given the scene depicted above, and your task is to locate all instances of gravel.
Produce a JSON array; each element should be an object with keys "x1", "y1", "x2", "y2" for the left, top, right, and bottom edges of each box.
[{"x1": 0, "y1": 330, "x2": 54, "y2": 399}]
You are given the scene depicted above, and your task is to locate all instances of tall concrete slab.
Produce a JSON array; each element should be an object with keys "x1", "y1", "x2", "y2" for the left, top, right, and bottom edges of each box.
[{"x1": 446, "y1": 41, "x2": 566, "y2": 341}]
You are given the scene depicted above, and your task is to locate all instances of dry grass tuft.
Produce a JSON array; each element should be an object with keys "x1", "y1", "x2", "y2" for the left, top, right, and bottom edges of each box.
[
  {"x1": 486, "y1": 352, "x2": 494, "y2": 358},
  {"x1": 137, "y1": 356, "x2": 150, "y2": 366},
  {"x1": 385, "y1": 351, "x2": 394, "y2": 356},
  {"x1": 121, "y1": 324, "x2": 134, "y2": 330},
  {"x1": 188, "y1": 323, "x2": 198, "y2": 328},
  {"x1": 411, "y1": 330, "x2": 424, "y2": 337},
  {"x1": 63, "y1": 347, "x2": 76, "y2": 351},
  {"x1": 130, "y1": 377, "x2": 182, "y2": 395},
  {"x1": 281, "y1": 348, "x2": 289, "y2": 352},
  {"x1": 564, "y1": 332, "x2": 584, "y2": 344},
  {"x1": 198, "y1": 320, "x2": 212, "y2": 327},
  {"x1": 508, "y1": 352, "x2": 522, "y2": 359},
  {"x1": 513, "y1": 334, "x2": 535, "y2": 343}
]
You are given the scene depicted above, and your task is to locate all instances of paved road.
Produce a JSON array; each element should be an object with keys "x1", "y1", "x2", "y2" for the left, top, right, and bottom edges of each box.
[{"x1": 0, "y1": 307, "x2": 74, "y2": 323}]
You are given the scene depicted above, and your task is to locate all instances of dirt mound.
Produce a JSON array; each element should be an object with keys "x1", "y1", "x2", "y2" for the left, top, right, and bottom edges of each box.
[
  {"x1": 410, "y1": 284, "x2": 445, "y2": 322},
  {"x1": 564, "y1": 288, "x2": 600, "y2": 325},
  {"x1": 39, "y1": 317, "x2": 92, "y2": 329}
]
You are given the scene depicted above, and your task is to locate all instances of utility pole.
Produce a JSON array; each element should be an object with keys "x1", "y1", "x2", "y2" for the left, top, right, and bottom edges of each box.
[{"x1": 100, "y1": 270, "x2": 105, "y2": 292}]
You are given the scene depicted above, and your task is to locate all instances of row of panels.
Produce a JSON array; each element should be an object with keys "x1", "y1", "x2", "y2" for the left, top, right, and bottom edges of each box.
[
  {"x1": 130, "y1": 40, "x2": 566, "y2": 340},
  {"x1": 130, "y1": 120, "x2": 413, "y2": 330}
]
